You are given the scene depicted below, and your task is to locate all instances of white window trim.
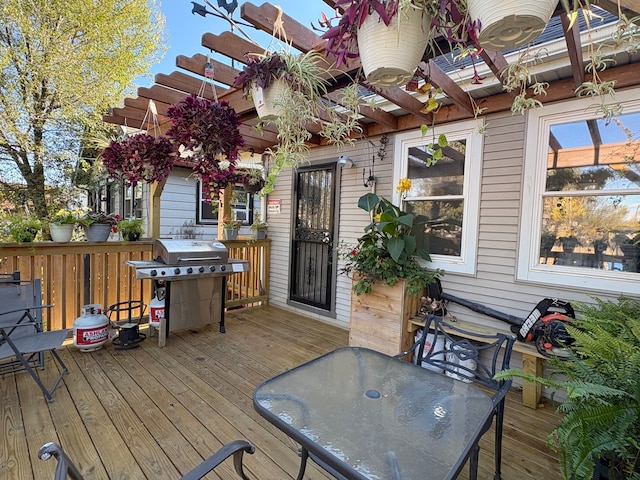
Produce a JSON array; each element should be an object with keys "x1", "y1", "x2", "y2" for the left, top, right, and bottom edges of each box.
[
  {"x1": 517, "y1": 89, "x2": 640, "y2": 295},
  {"x1": 394, "y1": 120, "x2": 483, "y2": 275}
]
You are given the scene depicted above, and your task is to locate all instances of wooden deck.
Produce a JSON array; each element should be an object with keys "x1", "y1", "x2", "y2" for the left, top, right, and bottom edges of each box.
[{"x1": 1, "y1": 306, "x2": 563, "y2": 479}]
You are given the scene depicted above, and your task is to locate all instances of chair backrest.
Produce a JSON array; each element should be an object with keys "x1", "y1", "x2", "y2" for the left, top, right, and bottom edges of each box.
[
  {"x1": 413, "y1": 314, "x2": 515, "y2": 394},
  {"x1": 0, "y1": 279, "x2": 44, "y2": 338}
]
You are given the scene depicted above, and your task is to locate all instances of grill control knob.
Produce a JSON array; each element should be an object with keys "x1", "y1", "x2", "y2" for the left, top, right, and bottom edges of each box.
[
  {"x1": 187, "y1": 267, "x2": 193, "y2": 274},
  {"x1": 173, "y1": 268, "x2": 180, "y2": 275},
  {"x1": 198, "y1": 266, "x2": 205, "y2": 273},
  {"x1": 219, "y1": 265, "x2": 226, "y2": 272},
  {"x1": 150, "y1": 270, "x2": 158, "y2": 277},
  {"x1": 160, "y1": 270, "x2": 166, "y2": 276},
  {"x1": 209, "y1": 265, "x2": 216, "y2": 272}
]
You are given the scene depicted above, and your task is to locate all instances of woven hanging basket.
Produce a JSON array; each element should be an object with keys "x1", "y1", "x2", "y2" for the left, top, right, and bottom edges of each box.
[
  {"x1": 357, "y1": 11, "x2": 431, "y2": 88},
  {"x1": 468, "y1": 0, "x2": 557, "y2": 50}
]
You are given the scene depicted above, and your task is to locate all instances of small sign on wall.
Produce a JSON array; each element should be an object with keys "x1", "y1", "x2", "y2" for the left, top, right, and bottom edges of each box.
[{"x1": 267, "y1": 199, "x2": 281, "y2": 215}]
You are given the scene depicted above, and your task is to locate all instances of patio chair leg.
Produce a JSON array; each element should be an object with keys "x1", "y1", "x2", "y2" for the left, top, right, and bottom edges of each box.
[
  {"x1": 9, "y1": 339, "x2": 68, "y2": 402},
  {"x1": 493, "y1": 399, "x2": 506, "y2": 480}
]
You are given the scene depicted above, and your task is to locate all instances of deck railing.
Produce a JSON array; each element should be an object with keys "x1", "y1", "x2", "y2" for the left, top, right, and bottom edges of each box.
[{"x1": 0, "y1": 238, "x2": 270, "y2": 331}]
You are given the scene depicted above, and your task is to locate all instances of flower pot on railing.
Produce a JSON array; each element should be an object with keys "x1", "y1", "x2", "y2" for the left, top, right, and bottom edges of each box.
[
  {"x1": 356, "y1": 10, "x2": 431, "y2": 88},
  {"x1": 467, "y1": 0, "x2": 557, "y2": 50},
  {"x1": 224, "y1": 229, "x2": 239, "y2": 241},
  {"x1": 84, "y1": 224, "x2": 112, "y2": 242},
  {"x1": 49, "y1": 223, "x2": 74, "y2": 243}
]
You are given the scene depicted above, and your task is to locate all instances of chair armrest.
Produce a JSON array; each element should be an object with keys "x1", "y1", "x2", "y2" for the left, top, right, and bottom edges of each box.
[
  {"x1": 394, "y1": 342, "x2": 419, "y2": 360},
  {"x1": 0, "y1": 304, "x2": 54, "y2": 317},
  {"x1": 180, "y1": 440, "x2": 255, "y2": 480}
]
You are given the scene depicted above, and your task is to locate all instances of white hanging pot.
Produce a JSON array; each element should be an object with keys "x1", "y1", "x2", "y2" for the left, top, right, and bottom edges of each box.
[
  {"x1": 357, "y1": 10, "x2": 432, "y2": 88},
  {"x1": 251, "y1": 77, "x2": 287, "y2": 121},
  {"x1": 468, "y1": 0, "x2": 557, "y2": 50}
]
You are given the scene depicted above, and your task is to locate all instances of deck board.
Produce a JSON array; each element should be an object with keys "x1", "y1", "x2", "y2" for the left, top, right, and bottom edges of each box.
[{"x1": 1, "y1": 305, "x2": 562, "y2": 479}]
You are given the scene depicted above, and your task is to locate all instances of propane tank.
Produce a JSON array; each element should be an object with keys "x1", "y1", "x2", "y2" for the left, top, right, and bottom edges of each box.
[
  {"x1": 73, "y1": 304, "x2": 110, "y2": 352},
  {"x1": 149, "y1": 288, "x2": 165, "y2": 330}
]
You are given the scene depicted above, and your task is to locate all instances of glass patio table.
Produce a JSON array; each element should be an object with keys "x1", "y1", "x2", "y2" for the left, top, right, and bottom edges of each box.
[{"x1": 253, "y1": 346, "x2": 495, "y2": 480}]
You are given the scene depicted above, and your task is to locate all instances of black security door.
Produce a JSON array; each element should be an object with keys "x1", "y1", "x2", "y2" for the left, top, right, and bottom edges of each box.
[{"x1": 290, "y1": 165, "x2": 335, "y2": 310}]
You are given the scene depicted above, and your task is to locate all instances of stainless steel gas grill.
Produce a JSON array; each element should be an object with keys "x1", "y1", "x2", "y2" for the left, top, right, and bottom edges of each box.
[{"x1": 127, "y1": 239, "x2": 249, "y2": 343}]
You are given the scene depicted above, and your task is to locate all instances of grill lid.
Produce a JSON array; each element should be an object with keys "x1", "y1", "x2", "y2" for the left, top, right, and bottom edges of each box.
[{"x1": 153, "y1": 239, "x2": 228, "y2": 265}]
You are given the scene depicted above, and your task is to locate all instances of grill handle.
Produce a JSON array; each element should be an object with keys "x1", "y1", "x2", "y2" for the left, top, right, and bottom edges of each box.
[{"x1": 176, "y1": 256, "x2": 223, "y2": 262}]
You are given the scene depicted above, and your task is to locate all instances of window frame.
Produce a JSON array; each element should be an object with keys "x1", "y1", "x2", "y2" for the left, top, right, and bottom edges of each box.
[
  {"x1": 394, "y1": 120, "x2": 484, "y2": 275},
  {"x1": 517, "y1": 90, "x2": 640, "y2": 295}
]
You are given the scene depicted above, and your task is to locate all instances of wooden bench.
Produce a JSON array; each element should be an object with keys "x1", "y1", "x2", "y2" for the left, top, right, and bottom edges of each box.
[{"x1": 408, "y1": 317, "x2": 546, "y2": 409}]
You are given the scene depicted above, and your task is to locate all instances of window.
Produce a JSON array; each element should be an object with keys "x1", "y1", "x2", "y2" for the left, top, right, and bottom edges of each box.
[
  {"x1": 124, "y1": 184, "x2": 143, "y2": 218},
  {"x1": 394, "y1": 121, "x2": 483, "y2": 275},
  {"x1": 518, "y1": 91, "x2": 640, "y2": 295},
  {"x1": 197, "y1": 184, "x2": 261, "y2": 226}
]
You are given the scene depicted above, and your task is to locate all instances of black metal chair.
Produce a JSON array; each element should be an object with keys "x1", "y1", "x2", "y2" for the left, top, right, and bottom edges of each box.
[
  {"x1": 0, "y1": 279, "x2": 68, "y2": 402},
  {"x1": 38, "y1": 440, "x2": 256, "y2": 480},
  {"x1": 395, "y1": 314, "x2": 516, "y2": 480}
]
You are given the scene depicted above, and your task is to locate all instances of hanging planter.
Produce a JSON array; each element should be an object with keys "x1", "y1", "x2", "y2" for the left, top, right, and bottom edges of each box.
[
  {"x1": 467, "y1": 0, "x2": 556, "y2": 50},
  {"x1": 166, "y1": 94, "x2": 244, "y2": 202},
  {"x1": 250, "y1": 77, "x2": 287, "y2": 121},
  {"x1": 101, "y1": 133, "x2": 175, "y2": 187},
  {"x1": 357, "y1": 10, "x2": 432, "y2": 88}
]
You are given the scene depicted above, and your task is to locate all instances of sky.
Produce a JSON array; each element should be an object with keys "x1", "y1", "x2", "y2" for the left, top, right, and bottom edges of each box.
[{"x1": 139, "y1": 0, "x2": 333, "y2": 87}]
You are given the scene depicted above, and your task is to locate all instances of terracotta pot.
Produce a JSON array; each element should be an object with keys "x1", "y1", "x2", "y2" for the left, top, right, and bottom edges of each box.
[
  {"x1": 468, "y1": 0, "x2": 557, "y2": 50},
  {"x1": 49, "y1": 223, "x2": 74, "y2": 243},
  {"x1": 357, "y1": 10, "x2": 431, "y2": 88},
  {"x1": 84, "y1": 224, "x2": 112, "y2": 242},
  {"x1": 251, "y1": 78, "x2": 287, "y2": 121}
]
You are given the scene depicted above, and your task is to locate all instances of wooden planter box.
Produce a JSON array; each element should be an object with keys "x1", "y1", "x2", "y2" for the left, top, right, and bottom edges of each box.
[{"x1": 349, "y1": 278, "x2": 423, "y2": 356}]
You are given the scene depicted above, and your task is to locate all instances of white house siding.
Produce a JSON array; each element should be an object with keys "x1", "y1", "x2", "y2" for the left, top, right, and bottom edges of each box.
[{"x1": 159, "y1": 168, "x2": 219, "y2": 239}]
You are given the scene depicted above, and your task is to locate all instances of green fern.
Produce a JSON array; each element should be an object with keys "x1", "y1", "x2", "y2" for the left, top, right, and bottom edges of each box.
[{"x1": 496, "y1": 296, "x2": 640, "y2": 479}]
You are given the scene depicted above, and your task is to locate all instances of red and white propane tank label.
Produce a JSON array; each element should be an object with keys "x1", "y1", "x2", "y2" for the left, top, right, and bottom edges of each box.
[
  {"x1": 150, "y1": 307, "x2": 165, "y2": 326},
  {"x1": 76, "y1": 326, "x2": 109, "y2": 345}
]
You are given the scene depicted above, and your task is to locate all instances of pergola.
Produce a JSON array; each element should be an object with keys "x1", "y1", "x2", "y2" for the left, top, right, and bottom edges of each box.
[
  {"x1": 104, "y1": 1, "x2": 640, "y2": 145},
  {"x1": 102, "y1": 0, "x2": 640, "y2": 235}
]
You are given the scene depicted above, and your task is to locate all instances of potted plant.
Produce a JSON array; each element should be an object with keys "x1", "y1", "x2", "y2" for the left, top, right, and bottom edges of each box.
[
  {"x1": 79, "y1": 211, "x2": 120, "y2": 242},
  {"x1": 221, "y1": 215, "x2": 241, "y2": 240},
  {"x1": 48, "y1": 208, "x2": 79, "y2": 243},
  {"x1": 233, "y1": 52, "x2": 291, "y2": 120},
  {"x1": 341, "y1": 180, "x2": 443, "y2": 295},
  {"x1": 117, "y1": 217, "x2": 144, "y2": 241},
  {"x1": 235, "y1": 168, "x2": 265, "y2": 194},
  {"x1": 165, "y1": 95, "x2": 245, "y2": 203},
  {"x1": 101, "y1": 133, "x2": 175, "y2": 188},
  {"x1": 233, "y1": 49, "x2": 363, "y2": 195},
  {"x1": 250, "y1": 219, "x2": 268, "y2": 240},
  {"x1": 495, "y1": 296, "x2": 640, "y2": 480},
  {"x1": 319, "y1": 0, "x2": 476, "y2": 88},
  {"x1": 7, "y1": 217, "x2": 42, "y2": 243}
]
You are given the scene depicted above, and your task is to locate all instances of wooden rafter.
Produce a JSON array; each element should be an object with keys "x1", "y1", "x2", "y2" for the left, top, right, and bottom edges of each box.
[
  {"x1": 560, "y1": 12, "x2": 585, "y2": 88},
  {"x1": 102, "y1": 0, "x2": 640, "y2": 156}
]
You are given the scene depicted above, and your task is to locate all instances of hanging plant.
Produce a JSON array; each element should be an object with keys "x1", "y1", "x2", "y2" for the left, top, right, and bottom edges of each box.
[
  {"x1": 165, "y1": 94, "x2": 245, "y2": 201},
  {"x1": 101, "y1": 133, "x2": 175, "y2": 187}
]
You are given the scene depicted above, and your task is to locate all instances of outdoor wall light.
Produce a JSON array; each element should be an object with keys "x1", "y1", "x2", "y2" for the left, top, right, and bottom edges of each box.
[{"x1": 338, "y1": 155, "x2": 355, "y2": 168}]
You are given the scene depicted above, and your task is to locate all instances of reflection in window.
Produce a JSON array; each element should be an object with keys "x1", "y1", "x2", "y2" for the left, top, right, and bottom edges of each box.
[
  {"x1": 404, "y1": 141, "x2": 466, "y2": 257},
  {"x1": 540, "y1": 114, "x2": 640, "y2": 273}
]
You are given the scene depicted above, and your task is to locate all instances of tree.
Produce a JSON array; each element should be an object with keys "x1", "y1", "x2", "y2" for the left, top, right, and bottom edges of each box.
[{"x1": 0, "y1": 0, "x2": 167, "y2": 218}]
